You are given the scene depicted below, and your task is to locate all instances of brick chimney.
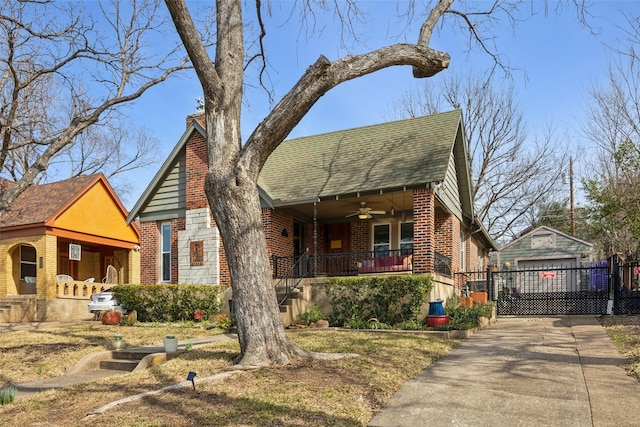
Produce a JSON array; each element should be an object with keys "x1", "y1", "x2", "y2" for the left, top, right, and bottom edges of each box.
[
  {"x1": 186, "y1": 111, "x2": 206, "y2": 129},
  {"x1": 186, "y1": 97, "x2": 206, "y2": 128}
]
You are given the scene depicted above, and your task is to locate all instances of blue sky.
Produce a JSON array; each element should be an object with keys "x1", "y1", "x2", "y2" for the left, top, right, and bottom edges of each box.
[{"x1": 115, "y1": 1, "x2": 636, "y2": 210}]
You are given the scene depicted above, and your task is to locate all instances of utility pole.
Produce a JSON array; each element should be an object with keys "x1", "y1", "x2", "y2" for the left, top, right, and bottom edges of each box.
[{"x1": 570, "y1": 156, "x2": 575, "y2": 236}]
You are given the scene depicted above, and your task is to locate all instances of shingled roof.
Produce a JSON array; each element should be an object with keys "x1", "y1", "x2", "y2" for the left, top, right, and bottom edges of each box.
[
  {"x1": 258, "y1": 110, "x2": 463, "y2": 204},
  {"x1": 0, "y1": 174, "x2": 103, "y2": 228}
]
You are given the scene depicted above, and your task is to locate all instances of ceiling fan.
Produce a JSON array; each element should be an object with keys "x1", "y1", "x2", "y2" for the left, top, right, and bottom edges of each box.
[{"x1": 346, "y1": 202, "x2": 385, "y2": 220}]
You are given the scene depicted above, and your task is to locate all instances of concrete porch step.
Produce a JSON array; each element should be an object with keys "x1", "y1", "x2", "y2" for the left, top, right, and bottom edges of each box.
[
  {"x1": 99, "y1": 358, "x2": 139, "y2": 372},
  {"x1": 111, "y1": 349, "x2": 155, "y2": 361},
  {"x1": 0, "y1": 296, "x2": 37, "y2": 323}
]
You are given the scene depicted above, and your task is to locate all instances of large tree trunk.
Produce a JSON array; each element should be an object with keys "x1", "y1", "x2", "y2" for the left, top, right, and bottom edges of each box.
[
  {"x1": 204, "y1": 156, "x2": 297, "y2": 366},
  {"x1": 166, "y1": 0, "x2": 450, "y2": 367}
]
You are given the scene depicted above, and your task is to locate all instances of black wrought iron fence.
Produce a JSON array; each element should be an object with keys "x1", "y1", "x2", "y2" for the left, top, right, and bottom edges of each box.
[
  {"x1": 613, "y1": 261, "x2": 640, "y2": 314},
  {"x1": 492, "y1": 264, "x2": 610, "y2": 315},
  {"x1": 272, "y1": 249, "x2": 414, "y2": 279}
]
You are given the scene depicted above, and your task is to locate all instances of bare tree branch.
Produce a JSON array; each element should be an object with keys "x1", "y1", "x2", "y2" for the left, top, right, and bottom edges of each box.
[{"x1": 0, "y1": 0, "x2": 193, "y2": 211}]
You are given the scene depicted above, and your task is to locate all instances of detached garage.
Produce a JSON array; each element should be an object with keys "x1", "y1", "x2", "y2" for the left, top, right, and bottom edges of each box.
[
  {"x1": 498, "y1": 226, "x2": 595, "y2": 295},
  {"x1": 499, "y1": 226, "x2": 593, "y2": 272},
  {"x1": 495, "y1": 226, "x2": 607, "y2": 315}
]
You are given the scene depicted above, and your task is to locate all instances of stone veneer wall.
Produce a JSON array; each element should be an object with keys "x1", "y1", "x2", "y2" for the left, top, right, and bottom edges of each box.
[{"x1": 178, "y1": 207, "x2": 220, "y2": 284}]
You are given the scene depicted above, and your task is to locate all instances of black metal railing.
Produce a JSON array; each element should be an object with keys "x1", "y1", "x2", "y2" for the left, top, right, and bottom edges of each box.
[
  {"x1": 273, "y1": 249, "x2": 414, "y2": 279},
  {"x1": 274, "y1": 255, "x2": 307, "y2": 305},
  {"x1": 453, "y1": 268, "x2": 493, "y2": 299},
  {"x1": 434, "y1": 251, "x2": 452, "y2": 277}
]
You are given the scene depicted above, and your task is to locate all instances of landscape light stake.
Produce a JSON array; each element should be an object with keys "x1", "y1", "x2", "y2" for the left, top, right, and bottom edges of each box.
[{"x1": 187, "y1": 371, "x2": 197, "y2": 390}]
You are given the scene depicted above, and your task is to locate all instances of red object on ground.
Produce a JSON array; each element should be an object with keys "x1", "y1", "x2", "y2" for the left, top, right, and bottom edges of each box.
[
  {"x1": 102, "y1": 311, "x2": 121, "y2": 325},
  {"x1": 425, "y1": 315, "x2": 450, "y2": 327}
]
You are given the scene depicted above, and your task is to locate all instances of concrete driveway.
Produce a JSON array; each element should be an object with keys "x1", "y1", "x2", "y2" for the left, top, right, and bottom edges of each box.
[{"x1": 369, "y1": 316, "x2": 640, "y2": 427}]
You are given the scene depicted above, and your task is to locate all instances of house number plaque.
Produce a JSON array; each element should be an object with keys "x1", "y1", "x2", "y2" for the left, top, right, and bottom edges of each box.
[{"x1": 190, "y1": 241, "x2": 204, "y2": 266}]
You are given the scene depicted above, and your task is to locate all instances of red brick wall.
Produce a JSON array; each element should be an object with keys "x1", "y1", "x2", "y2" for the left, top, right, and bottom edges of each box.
[
  {"x1": 140, "y1": 221, "x2": 158, "y2": 284},
  {"x1": 185, "y1": 130, "x2": 208, "y2": 210},
  {"x1": 434, "y1": 211, "x2": 453, "y2": 257},
  {"x1": 351, "y1": 220, "x2": 370, "y2": 252},
  {"x1": 413, "y1": 188, "x2": 435, "y2": 274},
  {"x1": 452, "y1": 220, "x2": 461, "y2": 274},
  {"x1": 263, "y1": 209, "x2": 294, "y2": 258},
  {"x1": 139, "y1": 217, "x2": 184, "y2": 284}
]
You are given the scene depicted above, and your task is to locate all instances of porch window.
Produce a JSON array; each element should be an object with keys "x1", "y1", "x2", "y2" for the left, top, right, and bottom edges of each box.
[
  {"x1": 161, "y1": 223, "x2": 171, "y2": 282},
  {"x1": 20, "y1": 245, "x2": 37, "y2": 279},
  {"x1": 400, "y1": 222, "x2": 414, "y2": 255},
  {"x1": 373, "y1": 223, "x2": 390, "y2": 256}
]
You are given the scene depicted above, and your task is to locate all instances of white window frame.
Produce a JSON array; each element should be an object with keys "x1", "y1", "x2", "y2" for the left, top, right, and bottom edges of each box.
[
  {"x1": 399, "y1": 221, "x2": 414, "y2": 254},
  {"x1": 372, "y1": 222, "x2": 391, "y2": 255},
  {"x1": 161, "y1": 222, "x2": 171, "y2": 283}
]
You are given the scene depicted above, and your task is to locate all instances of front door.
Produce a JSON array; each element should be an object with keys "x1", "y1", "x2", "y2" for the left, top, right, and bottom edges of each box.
[{"x1": 325, "y1": 223, "x2": 351, "y2": 275}]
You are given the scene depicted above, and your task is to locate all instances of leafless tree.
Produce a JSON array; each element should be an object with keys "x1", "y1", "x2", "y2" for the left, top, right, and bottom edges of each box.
[
  {"x1": 393, "y1": 73, "x2": 568, "y2": 242},
  {"x1": 582, "y1": 15, "x2": 640, "y2": 260},
  {"x1": 0, "y1": 0, "x2": 190, "y2": 207},
  {"x1": 164, "y1": 0, "x2": 583, "y2": 367}
]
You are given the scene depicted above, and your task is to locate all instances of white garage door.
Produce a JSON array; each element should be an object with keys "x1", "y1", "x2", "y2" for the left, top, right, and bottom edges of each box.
[{"x1": 517, "y1": 258, "x2": 578, "y2": 292}]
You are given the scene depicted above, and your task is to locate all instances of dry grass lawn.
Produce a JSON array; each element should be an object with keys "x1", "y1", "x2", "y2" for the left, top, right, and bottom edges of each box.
[
  {"x1": 598, "y1": 314, "x2": 640, "y2": 380},
  {"x1": 0, "y1": 322, "x2": 457, "y2": 426},
  {"x1": 2, "y1": 316, "x2": 639, "y2": 426}
]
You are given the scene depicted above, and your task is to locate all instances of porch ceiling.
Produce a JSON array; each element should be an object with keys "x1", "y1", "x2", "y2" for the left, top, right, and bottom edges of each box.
[{"x1": 274, "y1": 190, "x2": 443, "y2": 224}]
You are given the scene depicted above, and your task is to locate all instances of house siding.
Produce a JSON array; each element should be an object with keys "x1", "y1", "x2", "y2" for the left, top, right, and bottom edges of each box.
[
  {"x1": 440, "y1": 152, "x2": 463, "y2": 219},
  {"x1": 500, "y1": 227, "x2": 593, "y2": 269},
  {"x1": 141, "y1": 155, "x2": 186, "y2": 216}
]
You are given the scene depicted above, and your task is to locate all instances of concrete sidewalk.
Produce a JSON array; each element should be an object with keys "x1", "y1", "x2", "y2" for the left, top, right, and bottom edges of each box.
[{"x1": 369, "y1": 316, "x2": 640, "y2": 427}]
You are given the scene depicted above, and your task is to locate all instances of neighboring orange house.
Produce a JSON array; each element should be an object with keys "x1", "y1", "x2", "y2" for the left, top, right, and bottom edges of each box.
[{"x1": 0, "y1": 174, "x2": 140, "y2": 322}]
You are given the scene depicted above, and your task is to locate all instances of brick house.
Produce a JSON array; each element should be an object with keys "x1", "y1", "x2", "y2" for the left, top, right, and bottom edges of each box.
[
  {"x1": 127, "y1": 110, "x2": 496, "y2": 303},
  {"x1": 0, "y1": 174, "x2": 140, "y2": 321}
]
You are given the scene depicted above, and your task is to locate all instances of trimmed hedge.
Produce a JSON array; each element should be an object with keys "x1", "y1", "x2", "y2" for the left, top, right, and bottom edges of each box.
[
  {"x1": 324, "y1": 275, "x2": 433, "y2": 327},
  {"x1": 112, "y1": 284, "x2": 225, "y2": 322}
]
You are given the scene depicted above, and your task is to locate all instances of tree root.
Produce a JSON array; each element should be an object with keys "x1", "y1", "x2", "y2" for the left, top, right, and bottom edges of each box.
[
  {"x1": 292, "y1": 347, "x2": 359, "y2": 361},
  {"x1": 82, "y1": 371, "x2": 242, "y2": 420}
]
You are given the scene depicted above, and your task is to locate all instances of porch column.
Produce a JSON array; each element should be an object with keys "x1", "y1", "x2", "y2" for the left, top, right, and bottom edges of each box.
[{"x1": 413, "y1": 188, "x2": 435, "y2": 274}]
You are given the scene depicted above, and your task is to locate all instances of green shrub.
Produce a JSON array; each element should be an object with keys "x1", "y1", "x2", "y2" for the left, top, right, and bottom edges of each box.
[
  {"x1": 214, "y1": 313, "x2": 235, "y2": 330},
  {"x1": 298, "y1": 305, "x2": 327, "y2": 325},
  {"x1": 325, "y1": 275, "x2": 433, "y2": 326},
  {"x1": 113, "y1": 284, "x2": 226, "y2": 322},
  {"x1": 394, "y1": 319, "x2": 426, "y2": 330},
  {"x1": 0, "y1": 386, "x2": 16, "y2": 405},
  {"x1": 445, "y1": 300, "x2": 495, "y2": 330}
]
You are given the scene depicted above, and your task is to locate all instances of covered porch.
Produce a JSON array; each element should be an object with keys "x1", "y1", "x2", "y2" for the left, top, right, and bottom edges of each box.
[{"x1": 266, "y1": 187, "x2": 463, "y2": 282}]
